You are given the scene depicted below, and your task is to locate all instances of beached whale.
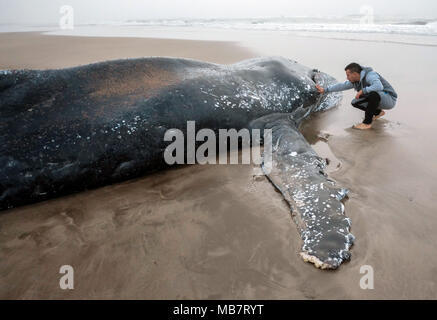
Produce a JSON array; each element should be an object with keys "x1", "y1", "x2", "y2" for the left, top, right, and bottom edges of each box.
[{"x1": 0, "y1": 56, "x2": 353, "y2": 269}]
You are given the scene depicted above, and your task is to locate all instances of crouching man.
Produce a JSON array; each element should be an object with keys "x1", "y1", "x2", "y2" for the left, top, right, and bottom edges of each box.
[{"x1": 316, "y1": 63, "x2": 398, "y2": 130}]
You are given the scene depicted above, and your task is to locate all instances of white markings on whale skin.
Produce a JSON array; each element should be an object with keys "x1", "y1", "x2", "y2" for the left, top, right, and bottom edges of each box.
[{"x1": 199, "y1": 78, "x2": 313, "y2": 113}]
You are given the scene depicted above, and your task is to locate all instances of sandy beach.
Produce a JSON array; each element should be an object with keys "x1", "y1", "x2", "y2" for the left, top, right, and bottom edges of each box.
[{"x1": 1, "y1": 30, "x2": 437, "y2": 299}]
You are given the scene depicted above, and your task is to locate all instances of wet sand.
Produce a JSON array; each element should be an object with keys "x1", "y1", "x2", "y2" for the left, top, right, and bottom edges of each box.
[
  {"x1": 0, "y1": 32, "x2": 256, "y2": 69},
  {"x1": 1, "y1": 31, "x2": 437, "y2": 299}
]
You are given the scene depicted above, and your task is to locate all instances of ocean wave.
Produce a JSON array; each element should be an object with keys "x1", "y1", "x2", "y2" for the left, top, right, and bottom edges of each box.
[{"x1": 110, "y1": 17, "x2": 437, "y2": 36}]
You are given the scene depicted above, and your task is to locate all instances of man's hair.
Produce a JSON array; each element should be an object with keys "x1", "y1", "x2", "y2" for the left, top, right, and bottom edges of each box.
[{"x1": 345, "y1": 62, "x2": 362, "y2": 74}]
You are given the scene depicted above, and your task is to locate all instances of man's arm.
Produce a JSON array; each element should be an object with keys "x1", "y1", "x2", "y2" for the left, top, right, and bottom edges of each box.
[
  {"x1": 362, "y1": 71, "x2": 384, "y2": 94},
  {"x1": 325, "y1": 81, "x2": 354, "y2": 93}
]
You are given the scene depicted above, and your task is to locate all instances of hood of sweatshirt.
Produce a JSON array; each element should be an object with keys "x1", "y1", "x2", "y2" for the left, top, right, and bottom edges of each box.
[{"x1": 360, "y1": 67, "x2": 373, "y2": 82}]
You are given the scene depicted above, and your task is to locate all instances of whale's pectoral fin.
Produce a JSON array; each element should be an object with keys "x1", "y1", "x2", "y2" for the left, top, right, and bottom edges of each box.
[{"x1": 250, "y1": 114, "x2": 354, "y2": 270}]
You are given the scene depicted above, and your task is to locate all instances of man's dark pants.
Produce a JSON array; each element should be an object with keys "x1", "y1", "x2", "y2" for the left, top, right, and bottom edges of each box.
[{"x1": 351, "y1": 91, "x2": 382, "y2": 124}]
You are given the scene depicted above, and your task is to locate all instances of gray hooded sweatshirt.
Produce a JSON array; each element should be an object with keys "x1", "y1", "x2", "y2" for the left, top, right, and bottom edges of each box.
[{"x1": 326, "y1": 67, "x2": 398, "y2": 100}]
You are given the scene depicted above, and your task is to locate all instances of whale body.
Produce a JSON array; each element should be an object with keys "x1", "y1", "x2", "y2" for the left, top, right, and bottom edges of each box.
[{"x1": 0, "y1": 56, "x2": 353, "y2": 269}]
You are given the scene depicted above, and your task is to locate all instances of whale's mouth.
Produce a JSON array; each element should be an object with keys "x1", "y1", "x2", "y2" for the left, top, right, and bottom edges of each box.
[
  {"x1": 287, "y1": 70, "x2": 343, "y2": 125},
  {"x1": 310, "y1": 70, "x2": 343, "y2": 112},
  {"x1": 310, "y1": 69, "x2": 319, "y2": 83}
]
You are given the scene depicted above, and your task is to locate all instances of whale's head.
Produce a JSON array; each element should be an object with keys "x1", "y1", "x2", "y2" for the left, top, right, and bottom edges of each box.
[
  {"x1": 258, "y1": 57, "x2": 343, "y2": 113},
  {"x1": 254, "y1": 57, "x2": 343, "y2": 123}
]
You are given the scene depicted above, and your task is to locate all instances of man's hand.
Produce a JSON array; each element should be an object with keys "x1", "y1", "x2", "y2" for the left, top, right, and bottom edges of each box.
[
  {"x1": 315, "y1": 84, "x2": 325, "y2": 94},
  {"x1": 355, "y1": 90, "x2": 363, "y2": 99}
]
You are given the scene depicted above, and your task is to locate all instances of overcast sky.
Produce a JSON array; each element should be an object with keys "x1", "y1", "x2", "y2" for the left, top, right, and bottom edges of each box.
[{"x1": 1, "y1": 0, "x2": 436, "y2": 24}]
